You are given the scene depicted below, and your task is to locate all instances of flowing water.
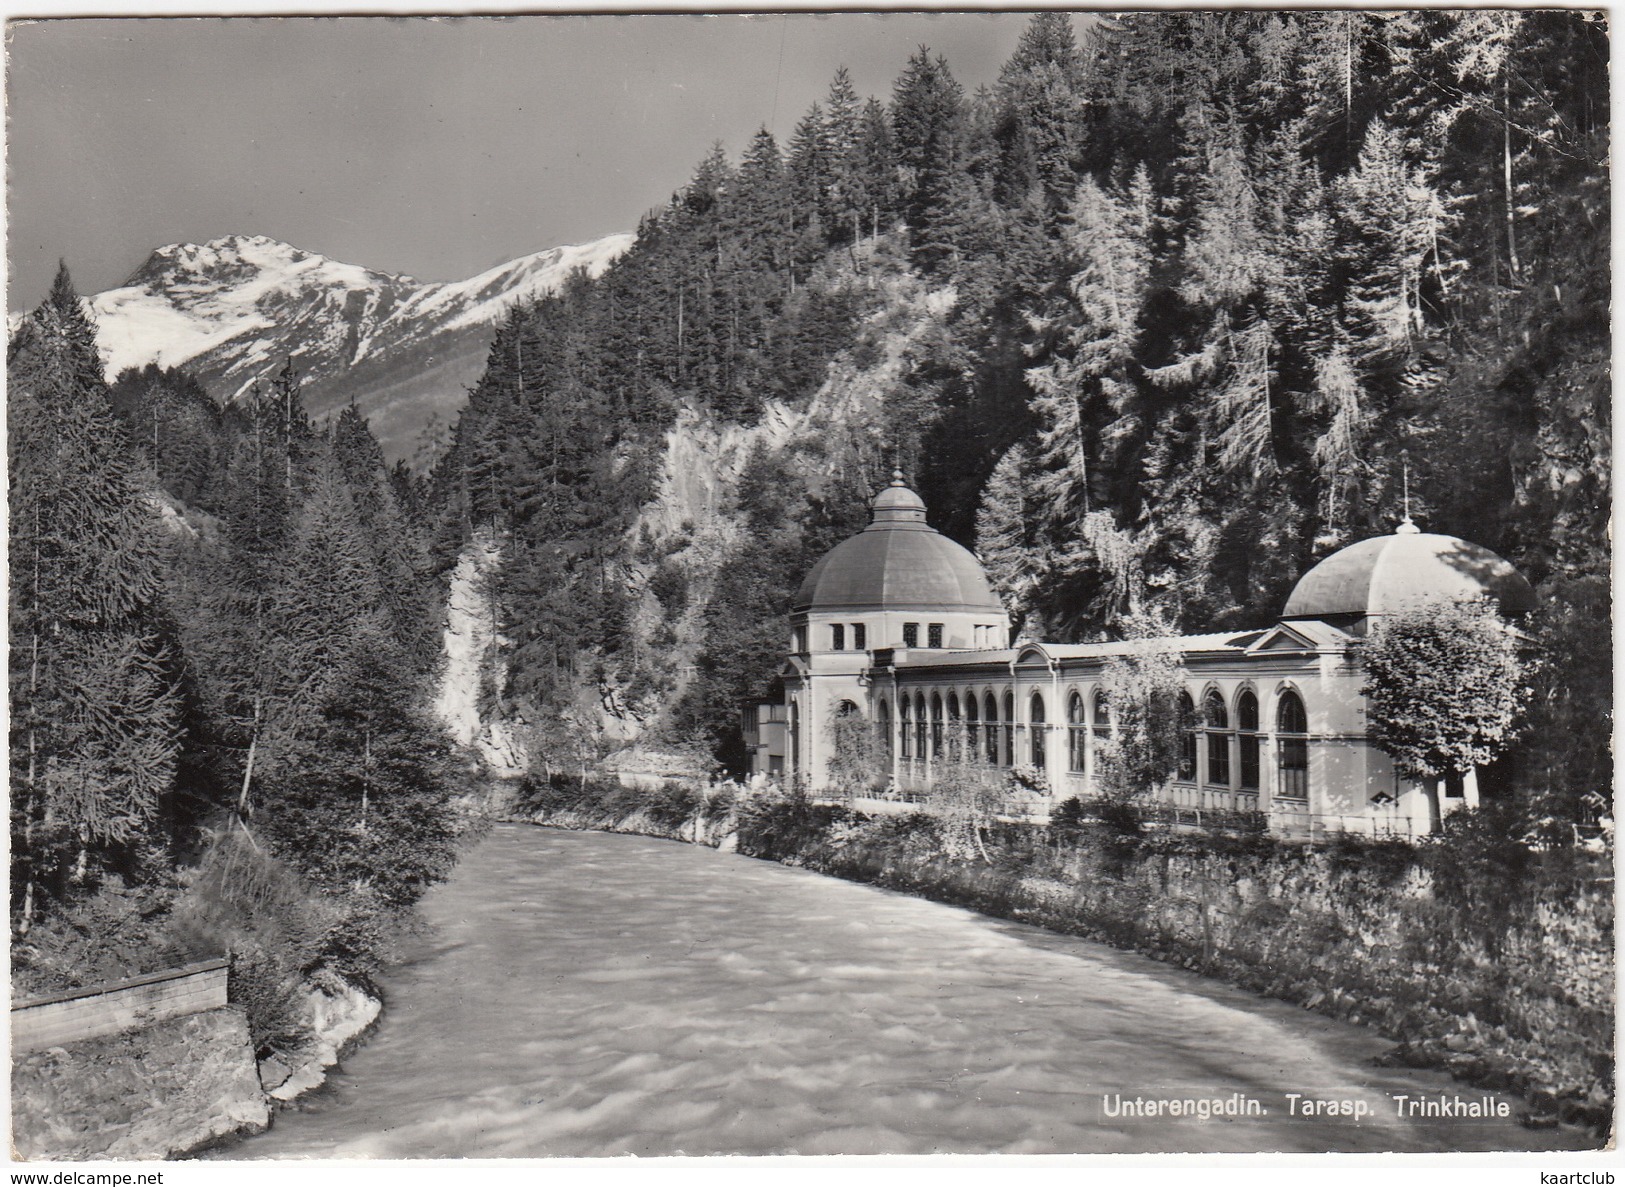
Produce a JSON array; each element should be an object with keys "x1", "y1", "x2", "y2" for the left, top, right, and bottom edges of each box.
[{"x1": 225, "y1": 824, "x2": 1589, "y2": 1158}]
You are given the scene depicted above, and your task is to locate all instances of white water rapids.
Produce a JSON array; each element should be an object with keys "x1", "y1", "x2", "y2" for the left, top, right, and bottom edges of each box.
[{"x1": 224, "y1": 824, "x2": 1589, "y2": 1158}]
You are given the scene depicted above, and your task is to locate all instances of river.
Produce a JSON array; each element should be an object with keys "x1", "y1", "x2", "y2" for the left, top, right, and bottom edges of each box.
[{"x1": 224, "y1": 823, "x2": 1588, "y2": 1158}]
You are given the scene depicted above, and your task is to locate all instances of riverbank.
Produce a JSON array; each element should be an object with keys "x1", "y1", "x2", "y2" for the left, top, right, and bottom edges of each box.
[
  {"x1": 9, "y1": 971, "x2": 381, "y2": 1161},
  {"x1": 501, "y1": 776, "x2": 1613, "y2": 1141},
  {"x1": 220, "y1": 824, "x2": 1599, "y2": 1157}
]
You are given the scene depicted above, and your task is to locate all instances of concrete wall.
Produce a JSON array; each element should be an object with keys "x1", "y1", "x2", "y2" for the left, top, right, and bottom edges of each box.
[{"x1": 12, "y1": 958, "x2": 228, "y2": 1052}]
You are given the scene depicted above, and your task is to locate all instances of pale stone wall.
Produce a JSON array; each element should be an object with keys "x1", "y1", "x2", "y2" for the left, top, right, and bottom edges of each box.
[{"x1": 11, "y1": 958, "x2": 228, "y2": 1052}]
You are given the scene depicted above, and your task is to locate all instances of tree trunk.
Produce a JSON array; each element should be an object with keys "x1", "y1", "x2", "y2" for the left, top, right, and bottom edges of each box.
[
  {"x1": 237, "y1": 695, "x2": 262, "y2": 840},
  {"x1": 1503, "y1": 73, "x2": 1522, "y2": 282},
  {"x1": 360, "y1": 728, "x2": 371, "y2": 832}
]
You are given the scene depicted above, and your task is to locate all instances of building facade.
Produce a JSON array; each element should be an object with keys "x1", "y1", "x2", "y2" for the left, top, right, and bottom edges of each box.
[{"x1": 755, "y1": 473, "x2": 1534, "y2": 839}]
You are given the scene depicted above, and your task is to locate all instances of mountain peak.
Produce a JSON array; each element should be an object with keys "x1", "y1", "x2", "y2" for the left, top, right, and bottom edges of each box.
[
  {"x1": 88, "y1": 229, "x2": 634, "y2": 462},
  {"x1": 124, "y1": 234, "x2": 401, "y2": 291}
]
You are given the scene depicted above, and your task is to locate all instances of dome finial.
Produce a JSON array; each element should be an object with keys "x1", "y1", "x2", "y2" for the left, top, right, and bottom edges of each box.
[
  {"x1": 890, "y1": 468, "x2": 906, "y2": 487},
  {"x1": 1396, "y1": 449, "x2": 1420, "y2": 534}
]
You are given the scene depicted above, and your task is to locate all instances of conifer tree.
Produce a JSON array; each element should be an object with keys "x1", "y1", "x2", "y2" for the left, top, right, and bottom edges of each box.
[
  {"x1": 994, "y1": 12, "x2": 1087, "y2": 211},
  {"x1": 9, "y1": 266, "x2": 181, "y2": 927},
  {"x1": 890, "y1": 47, "x2": 966, "y2": 271}
]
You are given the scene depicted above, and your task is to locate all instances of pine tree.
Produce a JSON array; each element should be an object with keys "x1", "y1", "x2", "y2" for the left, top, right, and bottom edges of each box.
[
  {"x1": 890, "y1": 47, "x2": 965, "y2": 272},
  {"x1": 823, "y1": 67, "x2": 866, "y2": 246},
  {"x1": 994, "y1": 12, "x2": 1087, "y2": 211},
  {"x1": 853, "y1": 98, "x2": 900, "y2": 241},
  {"x1": 250, "y1": 447, "x2": 460, "y2": 908},
  {"x1": 9, "y1": 266, "x2": 181, "y2": 927}
]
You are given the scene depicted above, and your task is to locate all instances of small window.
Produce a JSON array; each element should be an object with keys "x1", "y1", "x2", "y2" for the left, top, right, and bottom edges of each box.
[
  {"x1": 852, "y1": 623, "x2": 866, "y2": 650},
  {"x1": 1204, "y1": 690, "x2": 1231, "y2": 787},
  {"x1": 1029, "y1": 692, "x2": 1047, "y2": 768},
  {"x1": 1003, "y1": 692, "x2": 1015, "y2": 766},
  {"x1": 902, "y1": 622, "x2": 919, "y2": 648},
  {"x1": 1276, "y1": 690, "x2": 1309, "y2": 799},
  {"x1": 983, "y1": 692, "x2": 1000, "y2": 765},
  {"x1": 928, "y1": 623, "x2": 943, "y2": 648},
  {"x1": 1238, "y1": 690, "x2": 1261, "y2": 791},
  {"x1": 793, "y1": 625, "x2": 807, "y2": 653},
  {"x1": 1177, "y1": 692, "x2": 1197, "y2": 781},
  {"x1": 831, "y1": 624, "x2": 845, "y2": 651},
  {"x1": 1068, "y1": 692, "x2": 1086, "y2": 773}
]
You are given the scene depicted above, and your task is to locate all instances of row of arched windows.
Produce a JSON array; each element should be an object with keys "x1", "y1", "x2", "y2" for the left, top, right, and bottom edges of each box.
[
  {"x1": 882, "y1": 690, "x2": 1024, "y2": 766},
  {"x1": 874, "y1": 685, "x2": 1310, "y2": 797}
]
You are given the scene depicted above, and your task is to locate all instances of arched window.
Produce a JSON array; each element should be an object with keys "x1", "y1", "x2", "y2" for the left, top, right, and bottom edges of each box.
[
  {"x1": 966, "y1": 693, "x2": 981, "y2": 759},
  {"x1": 1237, "y1": 690, "x2": 1260, "y2": 791},
  {"x1": 1029, "y1": 692, "x2": 1047, "y2": 769},
  {"x1": 983, "y1": 692, "x2": 1000, "y2": 765},
  {"x1": 946, "y1": 694, "x2": 962, "y2": 762},
  {"x1": 914, "y1": 693, "x2": 928, "y2": 763},
  {"x1": 1068, "y1": 692, "x2": 1086, "y2": 773},
  {"x1": 877, "y1": 699, "x2": 892, "y2": 759},
  {"x1": 788, "y1": 701, "x2": 800, "y2": 775},
  {"x1": 1177, "y1": 691, "x2": 1198, "y2": 781},
  {"x1": 930, "y1": 693, "x2": 944, "y2": 759},
  {"x1": 1092, "y1": 690, "x2": 1110, "y2": 747},
  {"x1": 1003, "y1": 691, "x2": 1015, "y2": 766},
  {"x1": 1276, "y1": 690, "x2": 1309, "y2": 799},
  {"x1": 1203, "y1": 690, "x2": 1231, "y2": 787}
]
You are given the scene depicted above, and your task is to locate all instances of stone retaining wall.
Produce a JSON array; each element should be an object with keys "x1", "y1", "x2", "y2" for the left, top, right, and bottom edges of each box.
[{"x1": 11, "y1": 958, "x2": 228, "y2": 1052}]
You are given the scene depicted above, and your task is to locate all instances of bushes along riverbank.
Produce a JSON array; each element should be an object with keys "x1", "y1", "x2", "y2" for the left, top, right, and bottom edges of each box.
[{"x1": 503, "y1": 774, "x2": 1613, "y2": 1139}]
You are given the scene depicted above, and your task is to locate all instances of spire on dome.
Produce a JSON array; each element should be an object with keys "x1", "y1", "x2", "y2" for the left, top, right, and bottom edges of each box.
[{"x1": 1397, "y1": 450, "x2": 1420, "y2": 534}]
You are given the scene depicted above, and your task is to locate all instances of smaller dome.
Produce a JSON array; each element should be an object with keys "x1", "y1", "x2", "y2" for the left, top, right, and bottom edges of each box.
[
  {"x1": 871, "y1": 470, "x2": 927, "y2": 521},
  {"x1": 1283, "y1": 524, "x2": 1535, "y2": 621}
]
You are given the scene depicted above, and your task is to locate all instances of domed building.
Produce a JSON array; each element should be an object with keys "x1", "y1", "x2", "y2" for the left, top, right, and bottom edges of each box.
[{"x1": 750, "y1": 476, "x2": 1532, "y2": 840}]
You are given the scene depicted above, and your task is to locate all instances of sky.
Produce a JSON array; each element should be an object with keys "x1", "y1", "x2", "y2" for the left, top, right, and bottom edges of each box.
[{"x1": 6, "y1": 12, "x2": 1048, "y2": 308}]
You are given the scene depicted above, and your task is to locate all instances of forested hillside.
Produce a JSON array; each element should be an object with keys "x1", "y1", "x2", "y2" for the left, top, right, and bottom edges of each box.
[
  {"x1": 10, "y1": 268, "x2": 468, "y2": 1049},
  {"x1": 430, "y1": 12, "x2": 1608, "y2": 824}
]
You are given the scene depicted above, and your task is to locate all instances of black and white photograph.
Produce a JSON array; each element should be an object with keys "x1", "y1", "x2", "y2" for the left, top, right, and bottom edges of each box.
[{"x1": 4, "y1": 7, "x2": 1614, "y2": 1169}]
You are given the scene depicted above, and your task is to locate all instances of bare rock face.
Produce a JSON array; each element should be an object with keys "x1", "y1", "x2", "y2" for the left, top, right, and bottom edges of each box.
[
  {"x1": 433, "y1": 533, "x2": 529, "y2": 777},
  {"x1": 266, "y1": 973, "x2": 382, "y2": 1103},
  {"x1": 10, "y1": 1008, "x2": 269, "y2": 1160}
]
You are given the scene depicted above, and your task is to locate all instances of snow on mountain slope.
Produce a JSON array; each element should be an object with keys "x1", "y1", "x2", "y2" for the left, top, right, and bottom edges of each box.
[{"x1": 82, "y1": 232, "x2": 634, "y2": 464}]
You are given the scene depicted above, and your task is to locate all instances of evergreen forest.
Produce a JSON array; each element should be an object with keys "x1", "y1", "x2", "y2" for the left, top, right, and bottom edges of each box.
[
  {"x1": 8, "y1": 13, "x2": 1610, "y2": 1012},
  {"x1": 429, "y1": 12, "x2": 1608, "y2": 825},
  {"x1": 10, "y1": 271, "x2": 465, "y2": 1040}
]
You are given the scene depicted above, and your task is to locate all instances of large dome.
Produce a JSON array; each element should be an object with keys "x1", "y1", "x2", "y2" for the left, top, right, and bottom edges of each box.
[
  {"x1": 1282, "y1": 521, "x2": 1536, "y2": 621},
  {"x1": 792, "y1": 473, "x2": 1006, "y2": 615}
]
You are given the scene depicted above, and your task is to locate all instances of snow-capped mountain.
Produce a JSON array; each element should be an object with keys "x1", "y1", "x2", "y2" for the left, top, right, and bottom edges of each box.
[{"x1": 83, "y1": 232, "x2": 634, "y2": 463}]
